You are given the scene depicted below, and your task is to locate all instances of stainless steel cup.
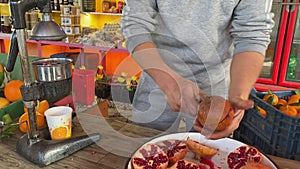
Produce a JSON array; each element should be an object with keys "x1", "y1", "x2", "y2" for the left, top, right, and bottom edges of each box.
[{"x1": 31, "y1": 58, "x2": 72, "y2": 82}]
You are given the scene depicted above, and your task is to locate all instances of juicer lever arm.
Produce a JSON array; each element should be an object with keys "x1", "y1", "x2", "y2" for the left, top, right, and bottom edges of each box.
[
  {"x1": 6, "y1": 30, "x2": 19, "y2": 72},
  {"x1": 37, "y1": 0, "x2": 51, "y2": 13},
  {"x1": 9, "y1": 0, "x2": 48, "y2": 29}
]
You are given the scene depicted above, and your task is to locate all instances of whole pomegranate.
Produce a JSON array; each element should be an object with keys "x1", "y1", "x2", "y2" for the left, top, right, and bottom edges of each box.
[
  {"x1": 156, "y1": 139, "x2": 188, "y2": 166},
  {"x1": 197, "y1": 95, "x2": 234, "y2": 131},
  {"x1": 131, "y1": 144, "x2": 169, "y2": 169},
  {"x1": 169, "y1": 159, "x2": 209, "y2": 169},
  {"x1": 227, "y1": 145, "x2": 263, "y2": 169}
]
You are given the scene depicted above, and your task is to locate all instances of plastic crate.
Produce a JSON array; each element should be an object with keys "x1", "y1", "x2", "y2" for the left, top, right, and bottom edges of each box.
[{"x1": 233, "y1": 90, "x2": 300, "y2": 161}]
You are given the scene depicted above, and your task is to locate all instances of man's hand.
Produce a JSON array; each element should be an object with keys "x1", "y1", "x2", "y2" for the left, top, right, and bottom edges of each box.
[
  {"x1": 195, "y1": 51, "x2": 263, "y2": 139},
  {"x1": 193, "y1": 110, "x2": 244, "y2": 139},
  {"x1": 163, "y1": 76, "x2": 205, "y2": 117},
  {"x1": 132, "y1": 42, "x2": 206, "y2": 117},
  {"x1": 193, "y1": 97, "x2": 254, "y2": 139}
]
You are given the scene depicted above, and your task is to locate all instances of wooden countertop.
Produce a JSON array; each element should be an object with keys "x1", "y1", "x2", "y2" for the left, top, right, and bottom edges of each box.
[{"x1": 0, "y1": 105, "x2": 299, "y2": 169}]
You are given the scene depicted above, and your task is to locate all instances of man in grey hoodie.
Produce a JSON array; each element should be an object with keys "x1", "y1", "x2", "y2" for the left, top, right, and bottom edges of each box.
[{"x1": 120, "y1": 0, "x2": 274, "y2": 139}]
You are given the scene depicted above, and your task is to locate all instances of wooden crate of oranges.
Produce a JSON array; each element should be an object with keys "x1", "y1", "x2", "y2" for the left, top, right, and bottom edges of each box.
[{"x1": 233, "y1": 90, "x2": 300, "y2": 161}]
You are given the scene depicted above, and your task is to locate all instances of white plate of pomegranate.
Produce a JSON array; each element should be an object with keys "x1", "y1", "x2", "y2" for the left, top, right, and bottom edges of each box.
[{"x1": 128, "y1": 132, "x2": 277, "y2": 169}]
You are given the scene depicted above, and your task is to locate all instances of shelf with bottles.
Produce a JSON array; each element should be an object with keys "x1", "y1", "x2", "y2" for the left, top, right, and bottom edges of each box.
[
  {"x1": 80, "y1": 0, "x2": 124, "y2": 13},
  {"x1": 79, "y1": 0, "x2": 124, "y2": 29},
  {"x1": 0, "y1": 1, "x2": 124, "y2": 29}
]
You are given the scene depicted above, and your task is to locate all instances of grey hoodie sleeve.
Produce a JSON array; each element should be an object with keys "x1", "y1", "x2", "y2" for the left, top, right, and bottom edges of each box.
[
  {"x1": 120, "y1": 0, "x2": 158, "y2": 53},
  {"x1": 230, "y1": 0, "x2": 274, "y2": 56}
]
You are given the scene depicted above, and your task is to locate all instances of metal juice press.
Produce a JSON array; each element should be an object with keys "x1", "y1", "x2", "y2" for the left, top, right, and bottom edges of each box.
[{"x1": 6, "y1": 0, "x2": 100, "y2": 167}]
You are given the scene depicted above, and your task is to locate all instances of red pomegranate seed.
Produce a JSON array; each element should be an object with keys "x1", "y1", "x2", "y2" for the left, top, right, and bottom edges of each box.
[{"x1": 200, "y1": 157, "x2": 214, "y2": 169}]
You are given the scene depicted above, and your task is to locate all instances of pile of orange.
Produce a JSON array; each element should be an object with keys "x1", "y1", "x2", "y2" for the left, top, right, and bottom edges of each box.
[
  {"x1": 23, "y1": 100, "x2": 50, "y2": 116},
  {"x1": 19, "y1": 99, "x2": 50, "y2": 133},
  {"x1": 261, "y1": 89, "x2": 300, "y2": 117},
  {"x1": 18, "y1": 111, "x2": 46, "y2": 133},
  {"x1": 4, "y1": 80, "x2": 24, "y2": 102},
  {"x1": 0, "y1": 80, "x2": 24, "y2": 111}
]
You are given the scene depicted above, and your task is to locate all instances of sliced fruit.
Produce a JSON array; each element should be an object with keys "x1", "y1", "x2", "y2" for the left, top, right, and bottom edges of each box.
[
  {"x1": 169, "y1": 159, "x2": 209, "y2": 169},
  {"x1": 131, "y1": 144, "x2": 169, "y2": 169},
  {"x1": 18, "y1": 111, "x2": 46, "y2": 133},
  {"x1": 186, "y1": 137, "x2": 218, "y2": 159},
  {"x1": 24, "y1": 100, "x2": 50, "y2": 116},
  {"x1": 156, "y1": 139, "x2": 188, "y2": 166},
  {"x1": 227, "y1": 145, "x2": 263, "y2": 169}
]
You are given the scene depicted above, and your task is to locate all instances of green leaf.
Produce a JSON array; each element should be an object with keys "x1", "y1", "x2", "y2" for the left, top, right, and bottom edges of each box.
[
  {"x1": 289, "y1": 102, "x2": 300, "y2": 106},
  {"x1": 1, "y1": 114, "x2": 18, "y2": 139},
  {"x1": 1, "y1": 134, "x2": 10, "y2": 139},
  {"x1": 2, "y1": 114, "x2": 12, "y2": 124},
  {"x1": 276, "y1": 104, "x2": 284, "y2": 109},
  {"x1": 267, "y1": 89, "x2": 273, "y2": 95},
  {"x1": 266, "y1": 95, "x2": 274, "y2": 105},
  {"x1": 1, "y1": 123, "x2": 18, "y2": 139},
  {"x1": 294, "y1": 89, "x2": 300, "y2": 95}
]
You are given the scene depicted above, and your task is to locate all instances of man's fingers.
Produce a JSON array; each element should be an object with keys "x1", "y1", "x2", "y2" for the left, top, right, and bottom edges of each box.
[
  {"x1": 231, "y1": 98, "x2": 254, "y2": 110},
  {"x1": 194, "y1": 110, "x2": 245, "y2": 140},
  {"x1": 206, "y1": 111, "x2": 244, "y2": 139}
]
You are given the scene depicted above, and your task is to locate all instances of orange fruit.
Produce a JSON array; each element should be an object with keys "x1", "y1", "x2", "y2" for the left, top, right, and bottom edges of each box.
[
  {"x1": 24, "y1": 100, "x2": 50, "y2": 116},
  {"x1": 279, "y1": 105, "x2": 298, "y2": 117},
  {"x1": 36, "y1": 100, "x2": 50, "y2": 115},
  {"x1": 255, "y1": 105, "x2": 266, "y2": 117},
  {"x1": 18, "y1": 112, "x2": 46, "y2": 133},
  {"x1": 0, "y1": 97, "x2": 10, "y2": 109},
  {"x1": 263, "y1": 90, "x2": 278, "y2": 106},
  {"x1": 4, "y1": 80, "x2": 24, "y2": 102},
  {"x1": 276, "y1": 99, "x2": 287, "y2": 108},
  {"x1": 51, "y1": 126, "x2": 68, "y2": 140},
  {"x1": 287, "y1": 94, "x2": 300, "y2": 112},
  {"x1": 24, "y1": 100, "x2": 50, "y2": 115},
  {"x1": 288, "y1": 94, "x2": 300, "y2": 100}
]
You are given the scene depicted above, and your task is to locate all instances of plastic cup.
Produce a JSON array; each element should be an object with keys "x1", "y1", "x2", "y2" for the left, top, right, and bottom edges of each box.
[{"x1": 44, "y1": 106, "x2": 73, "y2": 140}]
